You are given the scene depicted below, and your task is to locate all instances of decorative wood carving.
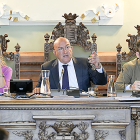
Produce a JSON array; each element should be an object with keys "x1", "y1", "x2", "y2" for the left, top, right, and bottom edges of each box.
[
  {"x1": 50, "y1": 121, "x2": 77, "y2": 136},
  {"x1": 44, "y1": 13, "x2": 97, "y2": 62},
  {"x1": 0, "y1": 34, "x2": 14, "y2": 61},
  {"x1": 74, "y1": 121, "x2": 89, "y2": 140},
  {"x1": 38, "y1": 121, "x2": 89, "y2": 140},
  {"x1": 94, "y1": 130, "x2": 109, "y2": 140},
  {"x1": 116, "y1": 25, "x2": 140, "y2": 77},
  {"x1": 13, "y1": 130, "x2": 33, "y2": 140},
  {"x1": 131, "y1": 107, "x2": 140, "y2": 140},
  {"x1": 0, "y1": 34, "x2": 21, "y2": 79},
  {"x1": 38, "y1": 121, "x2": 56, "y2": 140},
  {"x1": 119, "y1": 130, "x2": 126, "y2": 140},
  {"x1": 44, "y1": 33, "x2": 54, "y2": 62},
  {"x1": 14, "y1": 43, "x2": 21, "y2": 79}
]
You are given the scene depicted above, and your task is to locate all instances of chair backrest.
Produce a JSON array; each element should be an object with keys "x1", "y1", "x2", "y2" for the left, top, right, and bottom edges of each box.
[
  {"x1": 43, "y1": 13, "x2": 98, "y2": 62},
  {"x1": 0, "y1": 34, "x2": 20, "y2": 79},
  {"x1": 116, "y1": 25, "x2": 140, "y2": 77},
  {"x1": 43, "y1": 13, "x2": 98, "y2": 90}
]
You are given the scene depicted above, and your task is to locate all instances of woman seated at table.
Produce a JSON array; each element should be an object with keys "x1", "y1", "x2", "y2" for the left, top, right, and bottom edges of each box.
[{"x1": 0, "y1": 51, "x2": 12, "y2": 93}]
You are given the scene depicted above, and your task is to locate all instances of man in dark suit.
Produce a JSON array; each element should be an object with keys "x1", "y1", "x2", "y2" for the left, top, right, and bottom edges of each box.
[{"x1": 35, "y1": 37, "x2": 107, "y2": 92}]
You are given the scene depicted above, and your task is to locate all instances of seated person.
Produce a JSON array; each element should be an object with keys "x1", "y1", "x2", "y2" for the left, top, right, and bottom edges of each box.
[
  {"x1": 116, "y1": 40, "x2": 140, "y2": 91},
  {"x1": 35, "y1": 37, "x2": 107, "y2": 92},
  {"x1": 0, "y1": 49, "x2": 12, "y2": 93}
]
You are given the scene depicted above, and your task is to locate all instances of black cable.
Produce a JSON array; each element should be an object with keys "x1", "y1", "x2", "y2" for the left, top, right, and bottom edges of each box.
[{"x1": 29, "y1": 92, "x2": 51, "y2": 98}]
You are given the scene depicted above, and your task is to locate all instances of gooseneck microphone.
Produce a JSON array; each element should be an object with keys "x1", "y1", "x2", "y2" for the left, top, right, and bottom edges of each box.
[
  {"x1": 122, "y1": 67, "x2": 125, "y2": 93},
  {"x1": 58, "y1": 69, "x2": 64, "y2": 92}
]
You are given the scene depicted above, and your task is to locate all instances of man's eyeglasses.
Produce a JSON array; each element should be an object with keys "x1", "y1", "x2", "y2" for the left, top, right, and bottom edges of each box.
[{"x1": 56, "y1": 46, "x2": 71, "y2": 51}]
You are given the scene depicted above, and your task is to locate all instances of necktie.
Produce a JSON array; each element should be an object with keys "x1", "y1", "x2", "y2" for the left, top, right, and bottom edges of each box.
[{"x1": 62, "y1": 65, "x2": 69, "y2": 89}]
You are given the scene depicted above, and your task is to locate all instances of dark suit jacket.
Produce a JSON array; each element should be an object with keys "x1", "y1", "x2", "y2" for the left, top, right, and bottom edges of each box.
[{"x1": 36, "y1": 57, "x2": 107, "y2": 91}]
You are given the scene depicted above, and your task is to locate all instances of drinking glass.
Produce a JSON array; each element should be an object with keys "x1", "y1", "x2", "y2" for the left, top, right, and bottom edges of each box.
[{"x1": 88, "y1": 87, "x2": 96, "y2": 97}]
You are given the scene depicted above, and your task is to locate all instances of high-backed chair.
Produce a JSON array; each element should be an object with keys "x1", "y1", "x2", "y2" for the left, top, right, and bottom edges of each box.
[
  {"x1": 0, "y1": 34, "x2": 20, "y2": 79},
  {"x1": 116, "y1": 25, "x2": 140, "y2": 77},
  {"x1": 42, "y1": 13, "x2": 99, "y2": 90},
  {"x1": 43, "y1": 13, "x2": 98, "y2": 62}
]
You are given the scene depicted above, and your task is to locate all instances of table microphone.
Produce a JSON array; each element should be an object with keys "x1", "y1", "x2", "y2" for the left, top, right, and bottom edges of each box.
[
  {"x1": 122, "y1": 67, "x2": 125, "y2": 93},
  {"x1": 58, "y1": 69, "x2": 64, "y2": 92}
]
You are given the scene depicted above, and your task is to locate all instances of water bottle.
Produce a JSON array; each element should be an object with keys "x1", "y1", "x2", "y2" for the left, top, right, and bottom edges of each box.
[
  {"x1": 41, "y1": 70, "x2": 51, "y2": 96},
  {"x1": 107, "y1": 75, "x2": 116, "y2": 97}
]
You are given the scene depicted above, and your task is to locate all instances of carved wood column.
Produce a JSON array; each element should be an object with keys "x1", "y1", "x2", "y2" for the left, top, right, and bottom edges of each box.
[
  {"x1": 14, "y1": 43, "x2": 20, "y2": 79},
  {"x1": 44, "y1": 33, "x2": 54, "y2": 62},
  {"x1": 132, "y1": 107, "x2": 140, "y2": 140},
  {"x1": 44, "y1": 33, "x2": 50, "y2": 62},
  {"x1": 116, "y1": 43, "x2": 122, "y2": 77},
  {"x1": 91, "y1": 33, "x2": 97, "y2": 53}
]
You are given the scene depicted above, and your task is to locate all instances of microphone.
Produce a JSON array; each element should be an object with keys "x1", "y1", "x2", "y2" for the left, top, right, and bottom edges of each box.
[
  {"x1": 122, "y1": 67, "x2": 125, "y2": 93},
  {"x1": 58, "y1": 69, "x2": 64, "y2": 92}
]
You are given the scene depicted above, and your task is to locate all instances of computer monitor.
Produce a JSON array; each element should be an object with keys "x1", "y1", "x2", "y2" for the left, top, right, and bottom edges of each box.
[{"x1": 10, "y1": 79, "x2": 33, "y2": 95}]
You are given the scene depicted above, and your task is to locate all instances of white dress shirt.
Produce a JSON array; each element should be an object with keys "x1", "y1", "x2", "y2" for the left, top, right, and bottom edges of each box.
[
  {"x1": 58, "y1": 59, "x2": 103, "y2": 89},
  {"x1": 58, "y1": 59, "x2": 79, "y2": 89}
]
